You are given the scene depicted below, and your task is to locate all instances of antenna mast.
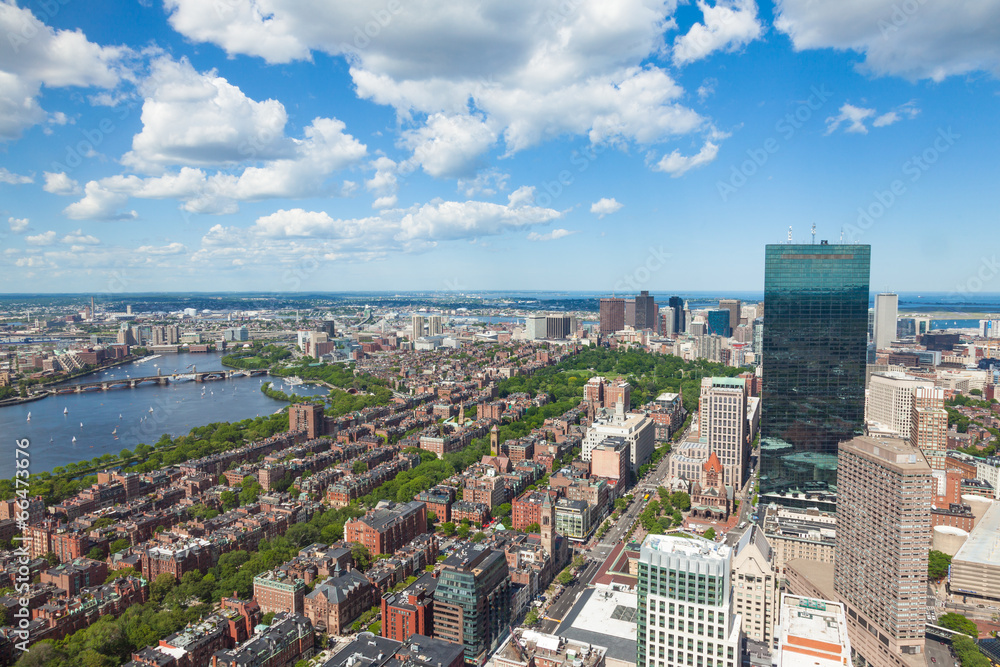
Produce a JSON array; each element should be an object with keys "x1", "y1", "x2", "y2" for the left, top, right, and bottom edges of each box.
[
  {"x1": 787, "y1": 226, "x2": 793, "y2": 244},
  {"x1": 811, "y1": 223, "x2": 816, "y2": 244}
]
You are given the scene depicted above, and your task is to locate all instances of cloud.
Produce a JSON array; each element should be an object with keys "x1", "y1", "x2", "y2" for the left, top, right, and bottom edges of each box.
[
  {"x1": 697, "y1": 78, "x2": 717, "y2": 102},
  {"x1": 63, "y1": 182, "x2": 138, "y2": 220},
  {"x1": 775, "y1": 0, "x2": 1000, "y2": 81},
  {"x1": 825, "y1": 101, "x2": 919, "y2": 134},
  {"x1": 590, "y1": 198, "x2": 624, "y2": 218},
  {"x1": 43, "y1": 171, "x2": 81, "y2": 195},
  {"x1": 164, "y1": 0, "x2": 717, "y2": 166},
  {"x1": 8, "y1": 217, "x2": 29, "y2": 233},
  {"x1": 122, "y1": 57, "x2": 292, "y2": 171},
  {"x1": 0, "y1": 168, "x2": 33, "y2": 185},
  {"x1": 652, "y1": 140, "x2": 719, "y2": 176},
  {"x1": 137, "y1": 242, "x2": 187, "y2": 255},
  {"x1": 824, "y1": 103, "x2": 875, "y2": 135},
  {"x1": 527, "y1": 228, "x2": 578, "y2": 241},
  {"x1": 457, "y1": 169, "x2": 509, "y2": 197},
  {"x1": 26, "y1": 230, "x2": 57, "y2": 245},
  {"x1": 61, "y1": 229, "x2": 100, "y2": 245},
  {"x1": 0, "y1": 3, "x2": 129, "y2": 140},
  {"x1": 401, "y1": 113, "x2": 497, "y2": 178},
  {"x1": 673, "y1": 0, "x2": 763, "y2": 66}
]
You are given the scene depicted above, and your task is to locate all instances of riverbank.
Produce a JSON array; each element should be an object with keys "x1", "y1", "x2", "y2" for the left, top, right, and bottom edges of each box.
[{"x1": 0, "y1": 356, "x2": 142, "y2": 407}]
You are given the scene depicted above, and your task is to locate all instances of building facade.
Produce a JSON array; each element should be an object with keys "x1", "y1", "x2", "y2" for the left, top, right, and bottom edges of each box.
[{"x1": 760, "y1": 243, "x2": 871, "y2": 507}]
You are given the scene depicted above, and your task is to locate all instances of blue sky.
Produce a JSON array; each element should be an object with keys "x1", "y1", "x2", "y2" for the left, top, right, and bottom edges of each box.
[{"x1": 1, "y1": 0, "x2": 998, "y2": 294}]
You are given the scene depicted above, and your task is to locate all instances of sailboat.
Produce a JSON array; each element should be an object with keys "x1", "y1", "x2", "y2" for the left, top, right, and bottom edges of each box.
[
  {"x1": 63, "y1": 407, "x2": 68, "y2": 415},
  {"x1": 148, "y1": 406, "x2": 154, "y2": 413},
  {"x1": 80, "y1": 422, "x2": 83, "y2": 428},
  {"x1": 112, "y1": 427, "x2": 117, "y2": 435},
  {"x1": 71, "y1": 436, "x2": 77, "y2": 443},
  {"x1": 119, "y1": 414, "x2": 123, "y2": 419},
  {"x1": 26, "y1": 412, "x2": 30, "y2": 421}
]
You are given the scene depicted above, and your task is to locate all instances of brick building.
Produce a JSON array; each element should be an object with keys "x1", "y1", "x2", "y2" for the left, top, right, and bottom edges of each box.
[
  {"x1": 344, "y1": 501, "x2": 428, "y2": 556},
  {"x1": 381, "y1": 572, "x2": 437, "y2": 642}
]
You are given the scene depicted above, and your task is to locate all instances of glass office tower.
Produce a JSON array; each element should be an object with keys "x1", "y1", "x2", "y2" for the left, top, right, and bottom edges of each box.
[{"x1": 760, "y1": 242, "x2": 870, "y2": 508}]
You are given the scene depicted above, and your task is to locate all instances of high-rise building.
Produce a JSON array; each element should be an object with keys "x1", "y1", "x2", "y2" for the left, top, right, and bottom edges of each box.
[
  {"x1": 633, "y1": 290, "x2": 658, "y2": 330},
  {"x1": 582, "y1": 400, "x2": 654, "y2": 473},
  {"x1": 911, "y1": 386, "x2": 947, "y2": 471},
  {"x1": 546, "y1": 314, "x2": 573, "y2": 339},
  {"x1": 668, "y1": 296, "x2": 685, "y2": 334},
  {"x1": 835, "y1": 436, "x2": 932, "y2": 667},
  {"x1": 706, "y1": 310, "x2": 731, "y2": 337},
  {"x1": 433, "y1": 544, "x2": 511, "y2": 665},
  {"x1": 525, "y1": 314, "x2": 546, "y2": 340},
  {"x1": 411, "y1": 315, "x2": 425, "y2": 342},
  {"x1": 865, "y1": 372, "x2": 933, "y2": 438},
  {"x1": 700, "y1": 377, "x2": 749, "y2": 488},
  {"x1": 873, "y1": 293, "x2": 898, "y2": 350},
  {"x1": 428, "y1": 315, "x2": 444, "y2": 336},
  {"x1": 637, "y1": 534, "x2": 741, "y2": 667},
  {"x1": 732, "y1": 526, "x2": 778, "y2": 647},
  {"x1": 600, "y1": 298, "x2": 625, "y2": 335},
  {"x1": 760, "y1": 243, "x2": 870, "y2": 507},
  {"x1": 719, "y1": 299, "x2": 742, "y2": 331}
]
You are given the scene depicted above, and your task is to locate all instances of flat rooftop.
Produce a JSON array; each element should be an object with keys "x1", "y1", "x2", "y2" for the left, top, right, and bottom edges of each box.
[
  {"x1": 555, "y1": 588, "x2": 637, "y2": 665},
  {"x1": 642, "y1": 533, "x2": 732, "y2": 560},
  {"x1": 778, "y1": 595, "x2": 851, "y2": 667},
  {"x1": 953, "y1": 501, "x2": 1000, "y2": 567}
]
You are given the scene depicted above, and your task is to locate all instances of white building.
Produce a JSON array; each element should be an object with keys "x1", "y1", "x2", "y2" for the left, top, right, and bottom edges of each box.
[
  {"x1": 410, "y1": 315, "x2": 425, "y2": 342},
  {"x1": 774, "y1": 594, "x2": 852, "y2": 667},
  {"x1": 525, "y1": 314, "x2": 547, "y2": 341},
  {"x1": 699, "y1": 377, "x2": 749, "y2": 488},
  {"x1": 865, "y1": 372, "x2": 933, "y2": 438},
  {"x1": 582, "y1": 401, "x2": 655, "y2": 473},
  {"x1": 637, "y1": 534, "x2": 741, "y2": 667},
  {"x1": 873, "y1": 293, "x2": 898, "y2": 350},
  {"x1": 732, "y1": 526, "x2": 778, "y2": 647}
]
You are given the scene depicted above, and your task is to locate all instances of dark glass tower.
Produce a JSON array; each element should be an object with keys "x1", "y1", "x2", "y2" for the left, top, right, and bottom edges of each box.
[{"x1": 760, "y1": 242, "x2": 870, "y2": 508}]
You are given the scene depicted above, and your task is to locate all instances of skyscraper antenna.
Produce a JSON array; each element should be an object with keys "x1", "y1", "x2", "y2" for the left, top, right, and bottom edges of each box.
[
  {"x1": 787, "y1": 226, "x2": 793, "y2": 244},
  {"x1": 811, "y1": 223, "x2": 816, "y2": 244},
  {"x1": 840, "y1": 227, "x2": 844, "y2": 243}
]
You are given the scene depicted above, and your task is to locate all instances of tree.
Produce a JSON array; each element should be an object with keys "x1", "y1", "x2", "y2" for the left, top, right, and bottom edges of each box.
[
  {"x1": 670, "y1": 492, "x2": 690, "y2": 512},
  {"x1": 556, "y1": 570, "x2": 574, "y2": 586},
  {"x1": 703, "y1": 528, "x2": 716, "y2": 540},
  {"x1": 457, "y1": 524, "x2": 470, "y2": 539},
  {"x1": 471, "y1": 531, "x2": 486, "y2": 543},
  {"x1": 220, "y1": 490, "x2": 238, "y2": 510},
  {"x1": 440, "y1": 522, "x2": 456, "y2": 536},
  {"x1": 524, "y1": 608, "x2": 540, "y2": 627},
  {"x1": 939, "y1": 613, "x2": 978, "y2": 638},
  {"x1": 87, "y1": 546, "x2": 106, "y2": 560},
  {"x1": 353, "y1": 461, "x2": 368, "y2": 475},
  {"x1": 495, "y1": 503, "x2": 512, "y2": 518},
  {"x1": 262, "y1": 611, "x2": 276, "y2": 625},
  {"x1": 525, "y1": 522, "x2": 540, "y2": 534},
  {"x1": 150, "y1": 572, "x2": 177, "y2": 604},
  {"x1": 953, "y1": 635, "x2": 990, "y2": 667},
  {"x1": 351, "y1": 544, "x2": 372, "y2": 571},
  {"x1": 928, "y1": 550, "x2": 952, "y2": 580},
  {"x1": 45, "y1": 552, "x2": 59, "y2": 567}
]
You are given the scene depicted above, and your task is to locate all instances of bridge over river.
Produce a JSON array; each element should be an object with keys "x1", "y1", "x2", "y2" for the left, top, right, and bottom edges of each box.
[{"x1": 50, "y1": 368, "x2": 269, "y2": 394}]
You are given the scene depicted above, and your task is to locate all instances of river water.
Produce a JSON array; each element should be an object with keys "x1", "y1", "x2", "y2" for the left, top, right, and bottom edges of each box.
[{"x1": 0, "y1": 351, "x2": 328, "y2": 478}]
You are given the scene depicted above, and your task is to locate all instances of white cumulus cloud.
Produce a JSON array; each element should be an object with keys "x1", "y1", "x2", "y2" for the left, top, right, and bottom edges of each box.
[
  {"x1": 8, "y1": 217, "x2": 29, "y2": 233},
  {"x1": 527, "y1": 229, "x2": 578, "y2": 241},
  {"x1": 590, "y1": 198, "x2": 624, "y2": 218},
  {"x1": 0, "y1": 168, "x2": 33, "y2": 184},
  {"x1": 673, "y1": 0, "x2": 763, "y2": 66},
  {"x1": 652, "y1": 141, "x2": 719, "y2": 177},
  {"x1": 26, "y1": 230, "x2": 57, "y2": 245},
  {"x1": 43, "y1": 171, "x2": 81, "y2": 195}
]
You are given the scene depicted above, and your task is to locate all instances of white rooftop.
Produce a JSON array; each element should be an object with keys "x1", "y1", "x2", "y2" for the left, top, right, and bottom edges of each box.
[{"x1": 954, "y1": 502, "x2": 1000, "y2": 567}]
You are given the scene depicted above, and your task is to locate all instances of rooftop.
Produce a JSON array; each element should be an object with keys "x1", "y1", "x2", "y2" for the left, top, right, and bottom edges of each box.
[
  {"x1": 953, "y1": 501, "x2": 1000, "y2": 567},
  {"x1": 554, "y1": 588, "x2": 637, "y2": 663}
]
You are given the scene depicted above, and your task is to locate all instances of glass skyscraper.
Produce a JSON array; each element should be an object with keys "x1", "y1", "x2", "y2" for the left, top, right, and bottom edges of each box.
[{"x1": 760, "y1": 242, "x2": 870, "y2": 508}]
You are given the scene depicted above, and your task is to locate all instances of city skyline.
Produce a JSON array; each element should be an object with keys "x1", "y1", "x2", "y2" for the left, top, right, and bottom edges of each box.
[{"x1": 1, "y1": 1, "x2": 999, "y2": 293}]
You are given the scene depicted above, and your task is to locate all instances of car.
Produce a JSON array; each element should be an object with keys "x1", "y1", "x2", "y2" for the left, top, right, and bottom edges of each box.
[{"x1": 931, "y1": 658, "x2": 936, "y2": 663}]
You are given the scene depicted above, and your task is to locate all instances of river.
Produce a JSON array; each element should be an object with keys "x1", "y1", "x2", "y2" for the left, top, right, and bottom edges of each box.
[{"x1": 0, "y1": 351, "x2": 328, "y2": 478}]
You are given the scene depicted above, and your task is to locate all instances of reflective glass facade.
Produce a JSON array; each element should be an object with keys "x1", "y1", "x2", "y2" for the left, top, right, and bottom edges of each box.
[{"x1": 760, "y1": 243, "x2": 870, "y2": 506}]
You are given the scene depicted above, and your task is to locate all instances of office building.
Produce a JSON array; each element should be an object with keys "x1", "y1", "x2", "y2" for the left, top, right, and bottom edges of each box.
[
  {"x1": 526, "y1": 314, "x2": 547, "y2": 341},
  {"x1": 873, "y1": 293, "x2": 898, "y2": 350},
  {"x1": 554, "y1": 498, "x2": 592, "y2": 541},
  {"x1": 731, "y1": 526, "x2": 778, "y2": 647},
  {"x1": 636, "y1": 534, "x2": 741, "y2": 667},
  {"x1": 760, "y1": 243, "x2": 870, "y2": 508},
  {"x1": 774, "y1": 595, "x2": 853, "y2": 667},
  {"x1": 699, "y1": 377, "x2": 749, "y2": 488},
  {"x1": 600, "y1": 298, "x2": 626, "y2": 335},
  {"x1": 582, "y1": 401, "x2": 655, "y2": 474},
  {"x1": 546, "y1": 314, "x2": 574, "y2": 339},
  {"x1": 632, "y1": 290, "x2": 658, "y2": 331},
  {"x1": 433, "y1": 544, "x2": 511, "y2": 665},
  {"x1": 411, "y1": 315, "x2": 425, "y2": 342},
  {"x1": 668, "y1": 296, "x2": 685, "y2": 334},
  {"x1": 865, "y1": 372, "x2": 933, "y2": 438},
  {"x1": 950, "y1": 502, "x2": 1000, "y2": 604},
  {"x1": 719, "y1": 299, "x2": 742, "y2": 331},
  {"x1": 762, "y1": 505, "x2": 837, "y2": 576},
  {"x1": 835, "y1": 436, "x2": 932, "y2": 667},
  {"x1": 706, "y1": 310, "x2": 731, "y2": 337},
  {"x1": 910, "y1": 386, "x2": 948, "y2": 471}
]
